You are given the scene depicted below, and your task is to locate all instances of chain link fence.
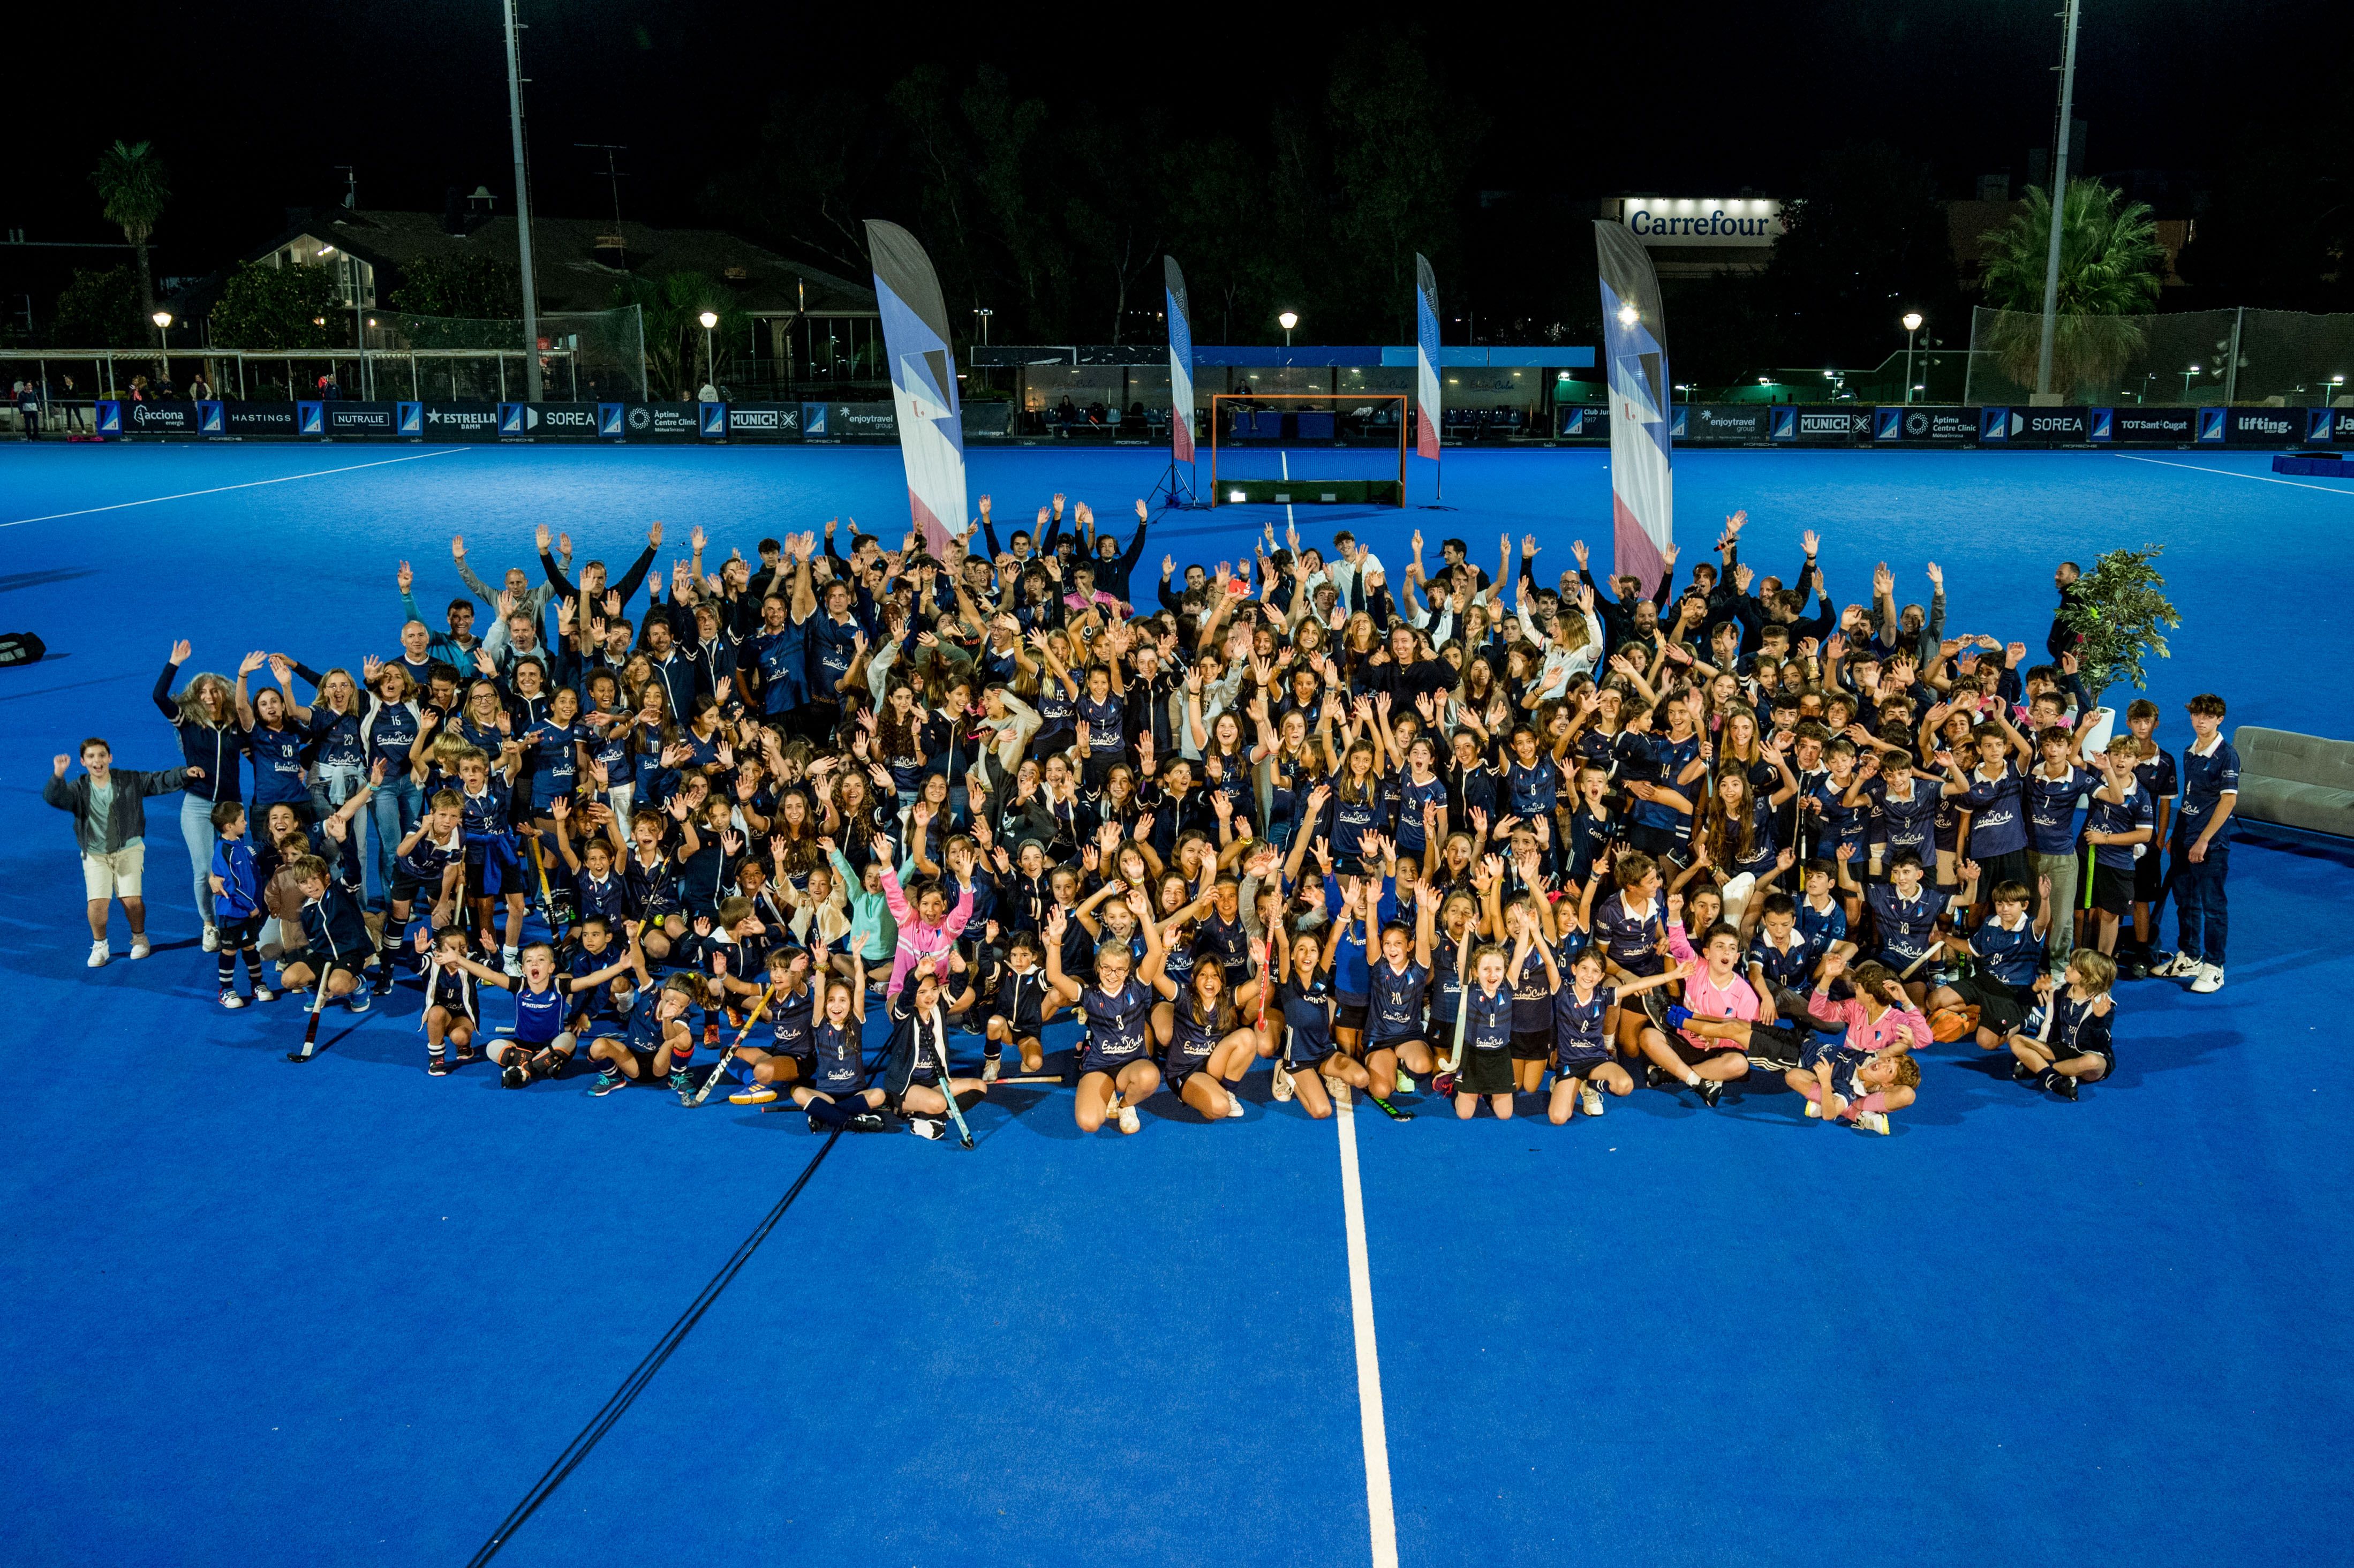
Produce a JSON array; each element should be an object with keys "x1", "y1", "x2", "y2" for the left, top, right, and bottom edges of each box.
[{"x1": 1964, "y1": 307, "x2": 2354, "y2": 408}]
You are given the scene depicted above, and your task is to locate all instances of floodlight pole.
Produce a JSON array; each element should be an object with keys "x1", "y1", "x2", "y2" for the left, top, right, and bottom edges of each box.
[
  {"x1": 2033, "y1": 0, "x2": 2081, "y2": 401},
  {"x1": 502, "y1": 0, "x2": 543, "y2": 402}
]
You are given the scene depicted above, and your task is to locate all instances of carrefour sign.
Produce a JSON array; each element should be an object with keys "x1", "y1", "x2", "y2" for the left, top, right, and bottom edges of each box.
[{"x1": 1620, "y1": 198, "x2": 1785, "y2": 246}]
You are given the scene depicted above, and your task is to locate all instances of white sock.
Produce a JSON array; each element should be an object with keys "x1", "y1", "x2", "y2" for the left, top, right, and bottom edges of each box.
[
  {"x1": 1683, "y1": 1069, "x2": 1702, "y2": 1086},
  {"x1": 502, "y1": 945, "x2": 518, "y2": 960}
]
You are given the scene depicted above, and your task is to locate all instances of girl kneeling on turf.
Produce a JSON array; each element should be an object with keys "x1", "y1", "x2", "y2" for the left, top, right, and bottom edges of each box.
[
  {"x1": 1153, "y1": 942, "x2": 1260, "y2": 1121},
  {"x1": 786, "y1": 956, "x2": 887, "y2": 1132},
  {"x1": 1539, "y1": 943, "x2": 1674, "y2": 1122},
  {"x1": 1270, "y1": 913, "x2": 1374, "y2": 1121},
  {"x1": 1044, "y1": 892, "x2": 1176, "y2": 1135}
]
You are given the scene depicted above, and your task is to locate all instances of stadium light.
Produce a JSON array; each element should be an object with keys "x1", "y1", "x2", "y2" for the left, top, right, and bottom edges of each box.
[
  {"x1": 152, "y1": 310, "x2": 171, "y2": 368},
  {"x1": 1617, "y1": 304, "x2": 1639, "y2": 327},
  {"x1": 151, "y1": 311, "x2": 171, "y2": 329},
  {"x1": 1278, "y1": 311, "x2": 1299, "y2": 347},
  {"x1": 1902, "y1": 313, "x2": 1925, "y2": 403},
  {"x1": 698, "y1": 311, "x2": 720, "y2": 393}
]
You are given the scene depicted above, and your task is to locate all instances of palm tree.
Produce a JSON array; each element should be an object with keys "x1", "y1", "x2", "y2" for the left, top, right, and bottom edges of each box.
[
  {"x1": 1981, "y1": 179, "x2": 2166, "y2": 399},
  {"x1": 91, "y1": 140, "x2": 171, "y2": 345}
]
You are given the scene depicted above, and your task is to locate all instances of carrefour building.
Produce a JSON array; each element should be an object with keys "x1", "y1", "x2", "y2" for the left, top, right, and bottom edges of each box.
[{"x1": 1606, "y1": 197, "x2": 1786, "y2": 277}]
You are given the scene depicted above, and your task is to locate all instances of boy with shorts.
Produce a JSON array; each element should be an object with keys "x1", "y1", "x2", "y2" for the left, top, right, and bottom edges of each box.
[
  {"x1": 2006, "y1": 950, "x2": 2118, "y2": 1100},
  {"x1": 2081, "y1": 740, "x2": 2154, "y2": 961},
  {"x1": 45, "y1": 739, "x2": 193, "y2": 968}
]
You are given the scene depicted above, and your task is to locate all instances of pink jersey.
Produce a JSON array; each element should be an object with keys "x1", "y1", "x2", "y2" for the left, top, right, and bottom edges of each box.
[
  {"x1": 879, "y1": 864, "x2": 974, "y2": 997},
  {"x1": 1665, "y1": 921, "x2": 1757, "y2": 1047},
  {"x1": 1804, "y1": 992, "x2": 1933, "y2": 1053}
]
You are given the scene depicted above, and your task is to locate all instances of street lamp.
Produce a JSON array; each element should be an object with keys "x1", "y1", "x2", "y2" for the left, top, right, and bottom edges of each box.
[
  {"x1": 2182, "y1": 364, "x2": 2201, "y2": 399},
  {"x1": 1278, "y1": 311, "x2": 1298, "y2": 348},
  {"x1": 1901, "y1": 312, "x2": 1924, "y2": 404},
  {"x1": 152, "y1": 311, "x2": 172, "y2": 380},
  {"x1": 2332, "y1": 374, "x2": 2348, "y2": 407},
  {"x1": 698, "y1": 311, "x2": 719, "y2": 395}
]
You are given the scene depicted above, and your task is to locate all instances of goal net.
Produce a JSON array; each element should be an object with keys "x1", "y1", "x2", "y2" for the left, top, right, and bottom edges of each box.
[{"x1": 1209, "y1": 393, "x2": 1408, "y2": 506}]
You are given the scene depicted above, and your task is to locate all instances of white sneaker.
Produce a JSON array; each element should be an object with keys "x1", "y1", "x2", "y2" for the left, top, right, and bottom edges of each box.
[
  {"x1": 981, "y1": 1057, "x2": 1000, "y2": 1085},
  {"x1": 201, "y1": 925, "x2": 220, "y2": 953},
  {"x1": 1223, "y1": 1094, "x2": 1246, "y2": 1119},
  {"x1": 2153, "y1": 952, "x2": 2200, "y2": 978},
  {"x1": 1857, "y1": 1110, "x2": 1891, "y2": 1136},
  {"x1": 1271, "y1": 1061, "x2": 1296, "y2": 1102},
  {"x1": 1804, "y1": 1099, "x2": 1821, "y2": 1119},
  {"x1": 908, "y1": 1117, "x2": 945, "y2": 1141},
  {"x1": 1117, "y1": 1104, "x2": 1140, "y2": 1135},
  {"x1": 87, "y1": 940, "x2": 110, "y2": 968},
  {"x1": 2190, "y1": 963, "x2": 2224, "y2": 994},
  {"x1": 1581, "y1": 1085, "x2": 1604, "y2": 1118},
  {"x1": 502, "y1": 951, "x2": 524, "y2": 978},
  {"x1": 129, "y1": 937, "x2": 151, "y2": 961},
  {"x1": 1395, "y1": 1069, "x2": 1414, "y2": 1095}
]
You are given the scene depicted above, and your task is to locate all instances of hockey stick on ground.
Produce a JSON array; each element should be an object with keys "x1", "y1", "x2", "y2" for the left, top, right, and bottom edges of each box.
[
  {"x1": 691, "y1": 983, "x2": 779, "y2": 1105},
  {"x1": 929, "y1": 1024, "x2": 975, "y2": 1149},
  {"x1": 1440, "y1": 923, "x2": 1474, "y2": 1074},
  {"x1": 288, "y1": 966, "x2": 334, "y2": 1061}
]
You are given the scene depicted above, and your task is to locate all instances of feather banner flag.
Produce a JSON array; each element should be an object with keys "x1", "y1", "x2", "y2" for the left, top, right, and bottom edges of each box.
[
  {"x1": 866, "y1": 219, "x2": 968, "y2": 553},
  {"x1": 1414, "y1": 254, "x2": 1443, "y2": 463},
  {"x1": 1165, "y1": 255, "x2": 1196, "y2": 465},
  {"x1": 1594, "y1": 221, "x2": 1674, "y2": 594}
]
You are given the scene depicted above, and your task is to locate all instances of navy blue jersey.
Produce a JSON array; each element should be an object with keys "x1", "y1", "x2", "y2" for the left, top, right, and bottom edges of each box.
[
  {"x1": 1368, "y1": 958, "x2": 1432, "y2": 1044},
  {"x1": 624, "y1": 990, "x2": 681, "y2": 1054},
  {"x1": 310, "y1": 707, "x2": 367, "y2": 772},
  {"x1": 458, "y1": 779, "x2": 516, "y2": 838},
  {"x1": 2036, "y1": 991, "x2": 2116, "y2": 1061},
  {"x1": 747, "y1": 627, "x2": 806, "y2": 716},
  {"x1": 1865, "y1": 777, "x2": 1939, "y2": 860},
  {"x1": 1591, "y1": 892, "x2": 1666, "y2": 976},
  {"x1": 366, "y1": 703, "x2": 419, "y2": 777},
  {"x1": 564, "y1": 946, "x2": 630, "y2": 1024},
  {"x1": 1565, "y1": 807, "x2": 1619, "y2": 885},
  {"x1": 1970, "y1": 915, "x2": 2043, "y2": 991},
  {"x1": 1961, "y1": 765, "x2": 2031, "y2": 858},
  {"x1": 1079, "y1": 977, "x2": 1155, "y2": 1073},
  {"x1": 1277, "y1": 974, "x2": 1337, "y2": 1065},
  {"x1": 766, "y1": 978, "x2": 820, "y2": 1060},
  {"x1": 1331, "y1": 921, "x2": 1374, "y2": 1005},
  {"x1": 812, "y1": 1019, "x2": 865, "y2": 1094},
  {"x1": 1463, "y1": 983, "x2": 1515, "y2": 1056},
  {"x1": 995, "y1": 967, "x2": 1053, "y2": 1030},
  {"x1": 1330, "y1": 789, "x2": 1383, "y2": 861},
  {"x1": 1395, "y1": 771, "x2": 1449, "y2": 855},
  {"x1": 1552, "y1": 982, "x2": 1615, "y2": 1060},
  {"x1": 512, "y1": 979, "x2": 566, "y2": 1044},
  {"x1": 2025, "y1": 766, "x2": 2099, "y2": 855},
  {"x1": 396, "y1": 824, "x2": 464, "y2": 884},
  {"x1": 1794, "y1": 895, "x2": 1848, "y2": 958},
  {"x1": 1510, "y1": 943, "x2": 1552, "y2": 1032},
  {"x1": 2085, "y1": 784, "x2": 2155, "y2": 872},
  {"x1": 249, "y1": 723, "x2": 311, "y2": 806},
  {"x1": 1164, "y1": 994, "x2": 1230, "y2": 1080},
  {"x1": 1748, "y1": 930, "x2": 1816, "y2": 993},
  {"x1": 525, "y1": 719, "x2": 584, "y2": 809},
  {"x1": 573, "y1": 868, "x2": 630, "y2": 924},
  {"x1": 624, "y1": 851, "x2": 681, "y2": 919},
  {"x1": 2177, "y1": 739, "x2": 2239, "y2": 847},
  {"x1": 1862, "y1": 881, "x2": 1940, "y2": 966},
  {"x1": 1077, "y1": 692, "x2": 1125, "y2": 754},
  {"x1": 1194, "y1": 911, "x2": 1254, "y2": 979},
  {"x1": 1504, "y1": 755, "x2": 1561, "y2": 817}
]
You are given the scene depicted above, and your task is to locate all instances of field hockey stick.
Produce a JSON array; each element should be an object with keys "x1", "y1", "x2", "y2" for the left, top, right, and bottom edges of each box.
[
  {"x1": 929, "y1": 1027, "x2": 975, "y2": 1148},
  {"x1": 287, "y1": 966, "x2": 334, "y2": 1062},
  {"x1": 691, "y1": 982, "x2": 779, "y2": 1105},
  {"x1": 1441, "y1": 923, "x2": 1474, "y2": 1073}
]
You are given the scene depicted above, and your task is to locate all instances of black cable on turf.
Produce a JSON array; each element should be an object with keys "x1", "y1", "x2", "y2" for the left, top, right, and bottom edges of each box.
[{"x1": 464, "y1": 1129, "x2": 842, "y2": 1566}]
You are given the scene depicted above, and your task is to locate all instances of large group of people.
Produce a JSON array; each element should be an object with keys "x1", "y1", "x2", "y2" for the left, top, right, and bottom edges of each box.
[{"x1": 46, "y1": 494, "x2": 2242, "y2": 1138}]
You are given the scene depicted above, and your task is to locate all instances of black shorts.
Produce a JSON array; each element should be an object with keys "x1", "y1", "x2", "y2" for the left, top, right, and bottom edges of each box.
[
  {"x1": 1336, "y1": 1002, "x2": 1369, "y2": 1034},
  {"x1": 1510, "y1": 1028, "x2": 1553, "y2": 1062},
  {"x1": 1667, "y1": 1036, "x2": 1741, "y2": 1069},
  {"x1": 629, "y1": 1045, "x2": 664, "y2": 1080},
  {"x1": 1555, "y1": 1050, "x2": 1614, "y2": 1081},
  {"x1": 1944, "y1": 975, "x2": 2028, "y2": 1035},
  {"x1": 1459, "y1": 1046, "x2": 1515, "y2": 1096},
  {"x1": 1974, "y1": 849, "x2": 2034, "y2": 900},
  {"x1": 1624, "y1": 823, "x2": 1684, "y2": 859},
  {"x1": 2132, "y1": 843, "x2": 2166, "y2": 900},
  {"x1": 2089, "y1": 864, "x2": 2137, "y2": 917}
]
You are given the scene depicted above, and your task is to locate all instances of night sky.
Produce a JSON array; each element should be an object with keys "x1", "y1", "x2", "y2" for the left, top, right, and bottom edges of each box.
[{"x1": 6, "y1": 0, "x2": 2338, "y2": 296}]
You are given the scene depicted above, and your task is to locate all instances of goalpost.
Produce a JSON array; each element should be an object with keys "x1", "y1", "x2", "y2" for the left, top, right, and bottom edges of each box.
[{"x1": 1209, "y1": 393, "x2": 1409, "y2": 507}]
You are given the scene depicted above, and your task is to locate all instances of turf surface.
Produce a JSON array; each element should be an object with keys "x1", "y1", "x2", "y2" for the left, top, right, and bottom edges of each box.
[{"x1": 1, "y1": 440, "x2": 2348, "y2": 1567}]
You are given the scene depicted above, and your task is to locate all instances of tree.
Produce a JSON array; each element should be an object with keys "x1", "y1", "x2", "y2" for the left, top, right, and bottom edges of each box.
[
  {"x1": 612, "y1": 272, "x2": 746, "y2": 398},
  {"x1": 1326, "y1": 33, "x2": 1483, "y2": 343},
  {"x1": 1980, "y1": 180, "x2": 2165, "y2": 399},
  {"x1": 2058, "y1": 545, "x2": 2179, "y2": 695},
  {"x1": 90, "y1": 140, "x2": 170, "y2": 341},
  {"x1": 50, "y1": 266, "x2": 146, "y2": 347},
  {"x1": 387, "y1": 254, "x2": 522, "y2": 321},
  {"x1": 210, "y1": 262, "x2": 344, "y2": 350}
]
